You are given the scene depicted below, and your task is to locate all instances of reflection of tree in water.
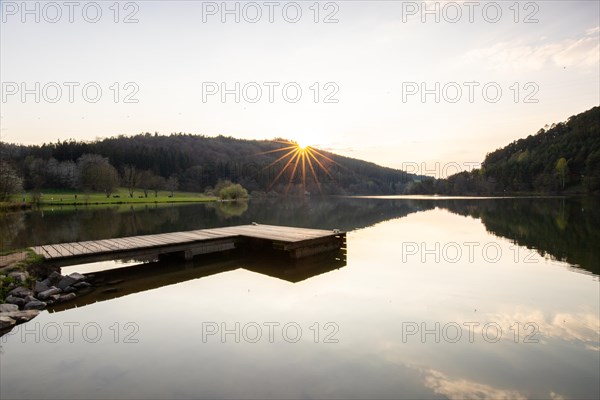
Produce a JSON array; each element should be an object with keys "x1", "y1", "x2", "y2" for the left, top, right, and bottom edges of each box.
[
  {"x1": 2, "y1": 198, "x2": 432, "y2": 249},
  {"x1": 0, "y1": 212, "x2": 26, "y2": 251},
  {"x1": 3, "y1": 197, "x2": 598, "y2": 275},
  {"x1": 208, "y1": 201, "x2": 249, "y2": 220},
  {"x1": 432, "y1": 197, "x2": 600, "y2": 275}
]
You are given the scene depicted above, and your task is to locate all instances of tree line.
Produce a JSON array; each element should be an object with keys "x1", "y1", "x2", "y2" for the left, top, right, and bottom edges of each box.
[
  {"x1": 406, "y1": 106, "x2": 600, "y2": 195},
  {"x1": 4, "y1": 105, "x2": 596, "y2": 199},
  {"x1": 1, "y1": 135, "x2": 417, "y2": 199}
]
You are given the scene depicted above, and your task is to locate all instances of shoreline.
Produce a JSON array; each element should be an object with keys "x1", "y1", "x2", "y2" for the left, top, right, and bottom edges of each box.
[
  {"x1": 1, "y1": 194, "x2": 254, "y2": 210},
  {"x1": 1, "y1": 254, "x2": 94, "y2": 335}
]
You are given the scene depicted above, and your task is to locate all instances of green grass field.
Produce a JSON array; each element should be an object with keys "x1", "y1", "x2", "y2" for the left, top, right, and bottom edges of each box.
[{"x1": 11, "y1": 188, "x2": 218, "y2": 206}]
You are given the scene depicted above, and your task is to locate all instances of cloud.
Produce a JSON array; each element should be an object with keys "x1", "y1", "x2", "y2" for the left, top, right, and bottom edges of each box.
[
  {"x1": 484, "y1": 308, "x2": 600, "y2": 350},
  {"x1": 586, "y1": 26, "x2": 600, "y2": 36},
  {"x1": 462, "y1": 27, "x2": 600, "y2": 71},
  {"x1": 421, "y1": 368, "x2": 527, "y2": 400}
]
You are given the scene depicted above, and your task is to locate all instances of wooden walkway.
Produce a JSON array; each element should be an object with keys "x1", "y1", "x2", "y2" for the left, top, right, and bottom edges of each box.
[{"x1": 31, "y1": 224, "x2": 346, "y2": 266}]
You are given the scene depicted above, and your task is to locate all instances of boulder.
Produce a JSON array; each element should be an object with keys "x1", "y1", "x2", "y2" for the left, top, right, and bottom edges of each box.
[
  {"x1": 0, "y1": 303, "x2": 19, "y2": 313},
  {"x1": 62, "y1": 286, "x2": 77, "y2": 294},
  {"x1": 46, "y1": 294, "x2": 62, "y2": 304},
  {"x1": 57, "y1": 277, "x2": 76, "y2": 290},
  {"x1": 3, "y1": 310, "x2": 40, "y2": 323},
  {"x1": 47, "y1": 271, "x2": 63, "y2": 286},
  {"x1": 24, "y1": 300, "x2": 47, "y2": 310},
  {"x1": 0, "y1": 316, "x2": 16, "y2": 330},
  {"x1": 24, "y1": 295, "x2": 38, "y2": 303},
  {"x1": 68, "y1": 272, "x2": 86, "y2": 282},
  {"x1": 57, "y1": 273, "x2": 85, "y2": 290},
  {"x1": 5, "y1": 295, "x2": 26, "y2": 308},
  {"x1": 57, "y1": 293, "x2": 77, "y2": 303},
  {"x1": 34, "y1": 280, "x2": 50, "y2": 293},
  {"x1": 73, "y1": 281, "x2": 92, "y2": 289},
  {"x1": 7, "y1": 286, "x2": 33, "y2": 298},
  {"x1": 37, "y1": 287, "x2": 62, "y2": 300},
  {"x1": 8, "y1": 271, "x2": 29, "y2": 283}
]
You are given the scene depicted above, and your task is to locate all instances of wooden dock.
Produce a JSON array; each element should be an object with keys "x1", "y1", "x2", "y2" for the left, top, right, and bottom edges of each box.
[{"x1": 31, "y1": 224, "x2": 346, "y2": 266}]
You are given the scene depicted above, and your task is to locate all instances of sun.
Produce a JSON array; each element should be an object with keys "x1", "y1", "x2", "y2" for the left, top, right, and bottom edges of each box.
[
  {"x1": 295, "y1": 140, "x2": 311, "y2": 150},
  {"x1": 253, "y1": 140, "x2": 343, "y2": 195}
]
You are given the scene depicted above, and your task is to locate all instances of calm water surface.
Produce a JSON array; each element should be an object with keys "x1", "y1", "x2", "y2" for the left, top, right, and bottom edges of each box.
[{"x1": 1, "y1": 197, "x2": 598, "y2": 399}]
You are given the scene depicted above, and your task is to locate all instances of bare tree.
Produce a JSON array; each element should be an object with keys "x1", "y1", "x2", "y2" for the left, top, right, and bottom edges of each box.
[
  {"x1": 122, "y1": 165, "x2": 139, "y2": 197},
  {"x1": 0, "y1": 161, "x2": 24, "y2": 201},
  {"x1": 138, "y1": 170, "x2": 154, "y2": 198},
  {"x1": 165, "y1": 175, "x2": 179, "y2": 197},
  {"x1": 97, "y1": 164, "x2": 120, "y2": 198},
  {"x1": 151, "y1": 176, "x2": 166, "y2": 197},
  {"x1": 77, "y1": 154, "x2": 119, "y2": 196}
]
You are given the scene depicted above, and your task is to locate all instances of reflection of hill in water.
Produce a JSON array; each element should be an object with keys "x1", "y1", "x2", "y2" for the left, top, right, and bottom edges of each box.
[
  {"x1": 2, "y1": 196, "x2": 597, "y2": 275},
  {"x1": 0, "y1": 198, "x2": 432, "y2": 249},
  {"x1": 430, "y1": 197, "x2": 600, "y2": 276}
]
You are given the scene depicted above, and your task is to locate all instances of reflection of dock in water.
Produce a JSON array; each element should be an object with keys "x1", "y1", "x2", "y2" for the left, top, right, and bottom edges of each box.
[
  {"x1": 47, "y1": 248, "x2": 347, "y2": 313},
  {"x1": 32, "y1": 224, "x2": 346, "y2": 266}
]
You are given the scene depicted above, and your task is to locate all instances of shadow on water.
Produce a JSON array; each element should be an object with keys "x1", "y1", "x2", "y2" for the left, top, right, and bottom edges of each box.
[
  {"x1": 1, "y1": 196, "x2": 598, "y2": 275},
  {"x1": 48, "y1": 248, "x2": 347, "y2": 313}
]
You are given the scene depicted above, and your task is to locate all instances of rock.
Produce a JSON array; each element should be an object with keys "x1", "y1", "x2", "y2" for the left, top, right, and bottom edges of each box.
[
  {"x1": 37, "y1": 287, "x2": 62, "y2": 300},
  {"x1": 24, "y1": 295, "x2": 38, "y2": 303},
  {"x1": 63, "y1": 286, "x2": 77, "y2": 294},
  {"x1": 85, "y1": 274, "x2": 95, "y2": 281},
  {"x1": 3, "y1": 310, "x2": 40, "y2": 323},
  {"x1": 57, "y1": 277, "x2": 76, "y2": 290},
  {"x1": 68, "y1": 272, "x2": 86, "y2": 282},
  {"x1": 41, "y1": 278, "x2": 52, "y2": 287},
  {"x1": 56, "y1": 272, "x2": 86, "y2": 290},
  {"x1": 24, "y1": 300, "x2": 46, "y2": 310},
  {"x1": 8, "y1": 286, "x2": 33, "y2": 298},
  {"x1": 8, "y1": 271, "x2": 29, "y2": 283},
  {"x1": 47, "y1": 271, "x2": 63, "y2": 286},
  {"x1": 5, "y1": 295, "x2": 26, "y2": 308},
  {"x1": 73, "y1": 281, "x2": 92, "y2": 289},
  {"x1": 47, "y1": 294, "x2": 61, "y2": 303},
  {"x1": 57, "y1": 293, "x2": 77, "y2": 303},
  {"x1": 0, "y1": 316, "x2": 16, "y2": 330},
  {"x1": 0, "y1": 303, "x2": 19, "y2": 313},
  {"x1": 34, "y1": 280, "x2": 50, "y2": 293}
]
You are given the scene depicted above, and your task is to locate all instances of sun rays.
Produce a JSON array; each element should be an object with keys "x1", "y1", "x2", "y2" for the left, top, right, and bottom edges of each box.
[{"x1": 256, "y1": 140, "x2": 342, "y2": 194}]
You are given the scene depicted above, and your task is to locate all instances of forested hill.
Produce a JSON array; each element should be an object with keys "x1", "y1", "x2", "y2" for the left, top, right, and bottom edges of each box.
[
  {"x1": 482, "y1": 106, "x2": 600, "y2": 192},
  {"x1": 1, "y1": 135, "x2": 416, "y2": 195},
  {"x1": 408, "y1": 105, "x2": 600, "y2": 195}
]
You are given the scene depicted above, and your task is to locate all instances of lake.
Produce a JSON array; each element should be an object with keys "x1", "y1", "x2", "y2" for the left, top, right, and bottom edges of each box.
[{"x1": 1, "y1": 196, "x2": 599, "y2": 399}]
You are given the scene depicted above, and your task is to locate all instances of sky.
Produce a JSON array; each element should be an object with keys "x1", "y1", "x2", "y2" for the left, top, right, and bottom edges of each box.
[{"x1": 1, "y1": 0, "x2": 599, "y2": 176}]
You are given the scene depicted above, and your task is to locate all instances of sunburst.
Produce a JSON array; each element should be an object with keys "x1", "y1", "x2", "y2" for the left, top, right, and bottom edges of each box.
[{"x1": 256, "y1": 140, "x2": 342, "y2": 194}]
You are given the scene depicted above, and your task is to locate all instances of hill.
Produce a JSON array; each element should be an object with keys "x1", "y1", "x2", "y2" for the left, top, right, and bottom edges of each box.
[
  {"x1": 1, "y1": 135, "x2": 417, "y2": 196},
  {"x1": 408, "y1": 105, "x2": 600, "y2": 195}
]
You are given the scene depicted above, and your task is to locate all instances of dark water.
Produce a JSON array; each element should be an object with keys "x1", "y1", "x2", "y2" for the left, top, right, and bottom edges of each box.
[
  {"x1": 2, "y1": 196, "x2": 599, "y2": 275},
  {"x1": 1, "y1": 196, "x2": 599, "y2": 399}
]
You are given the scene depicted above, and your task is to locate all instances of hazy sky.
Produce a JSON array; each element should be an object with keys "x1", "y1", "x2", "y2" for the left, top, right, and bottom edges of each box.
[{"x1": 1, "y1": 0, "x2": 599, "y2": 175}]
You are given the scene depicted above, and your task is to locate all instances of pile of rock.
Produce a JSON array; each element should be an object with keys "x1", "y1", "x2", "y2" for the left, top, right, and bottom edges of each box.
[
  {"x1": 0, "y1": 304, "x2": 40, "y2": 330},
  {"x1": 0, "y1": 270, "x2": 93, "y2": 331}
]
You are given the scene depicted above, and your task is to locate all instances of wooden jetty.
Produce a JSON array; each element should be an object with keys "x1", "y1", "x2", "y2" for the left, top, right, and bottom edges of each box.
[{"x1": 31, "y1": 224, "x2": 346, "y2": 266}]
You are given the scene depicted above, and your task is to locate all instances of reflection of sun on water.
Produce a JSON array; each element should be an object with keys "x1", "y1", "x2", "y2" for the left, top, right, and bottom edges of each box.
[{"x1": 255, "y1": 140, "x2": 342, "y2": 194}]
